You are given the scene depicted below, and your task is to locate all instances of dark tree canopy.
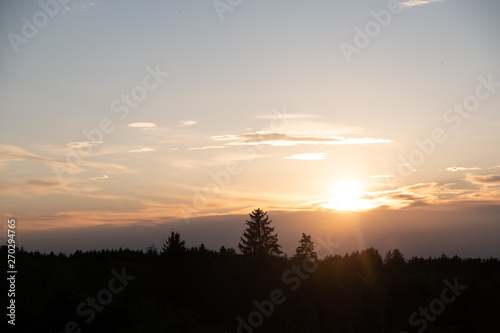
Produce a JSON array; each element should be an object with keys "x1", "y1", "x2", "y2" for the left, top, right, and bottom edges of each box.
[
  {"x1": 293, "y1": 233, "x2": 318, "y2": 261},
  {"x1": 384, "y1": 248, "x2": 406, "y2": 268},
  {"x1": 162, "y1": 230, "x2": 186, "y2": 256},
  {"x1": 4, "y1": 242, "x2": 500, "y2": 333},
  {"x1": 238, "y1": 208, "x2": 283, "y2": 257},
  {"x1": 146, "y1": 244, "x2": 158, "y2": 255}
]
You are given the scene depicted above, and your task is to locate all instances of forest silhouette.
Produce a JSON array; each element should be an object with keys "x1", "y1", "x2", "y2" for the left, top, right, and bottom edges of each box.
[{"x1": 3, "y1": 209, "x2": 499, "y2": 333}]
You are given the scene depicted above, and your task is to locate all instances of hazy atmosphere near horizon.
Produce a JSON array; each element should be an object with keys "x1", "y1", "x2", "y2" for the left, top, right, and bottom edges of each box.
[{"x1": 1, "y1": 0, "x2": 500, "y2": 257}]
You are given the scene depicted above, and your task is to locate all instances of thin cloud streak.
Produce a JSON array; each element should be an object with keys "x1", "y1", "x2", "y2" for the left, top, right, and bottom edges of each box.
[
  {"x1": 128, "y1": 147, "x2": 155, "y2": 153},
  {"x1": 399, "y1": 0, "x2": 443, "y2": 8},
  {"x1": 178, "y1": 120, "x2": 198, "y2": 127},
  {"x1": 0, "y1": 145, "x2": 131, "y2": 175},
  {"x1": 446, "y1": 166, "x2": 481, "y2": 172},
  {"x1": 66, "y1": 141, "x2": 101, "y2": 149},
  {"x1": 468, "y1": 174, "x2": 500, "y2": 185},
  {"x1": 0, "y1": 144, "x2": 66, "y2": 167},
  {"x1": 188, "y1": 145, "x2": 226, "y2": 150},
  {"x1": 89, "y1": 175, "x2": 109, "y2": 181},
  {"x1": 26, "y1": 179, "x2": 61, "y2": 187},
  {"x1": 210, "y1": 131, "x2": 392, "y2": 147},
  {"x1": 128, "y1": 122, "x2": 157, "y2": 128}
]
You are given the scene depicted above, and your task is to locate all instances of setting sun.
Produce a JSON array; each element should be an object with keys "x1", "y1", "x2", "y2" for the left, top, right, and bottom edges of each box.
[{"x1": 322, "y1": 179, "x2": 374, "y2": 211}]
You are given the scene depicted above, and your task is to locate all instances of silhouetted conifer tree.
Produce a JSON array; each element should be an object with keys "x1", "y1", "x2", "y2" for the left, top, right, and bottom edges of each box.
[
  {"x1": 162, "y1": 230, "x2": 186, "y2": 256},
  {"x1": 238, "y1": 208, "x2": 282, "y2": 257},
  {"x1": 384, "y1": 248, "x2": 406, "y2": 268},
  {"x1": 293, "y1": 233, "x2": 318, "y2": 260}
]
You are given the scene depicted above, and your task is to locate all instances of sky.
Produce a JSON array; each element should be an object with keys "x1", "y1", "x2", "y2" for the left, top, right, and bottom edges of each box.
[{"x1": 1, "y1": 0, "x2": 499, "y2": 257}]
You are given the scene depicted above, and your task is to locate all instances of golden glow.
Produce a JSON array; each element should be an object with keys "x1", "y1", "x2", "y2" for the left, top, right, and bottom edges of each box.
[{"x1": 322, "y1": 179, "x2": 374, "y2": 211}]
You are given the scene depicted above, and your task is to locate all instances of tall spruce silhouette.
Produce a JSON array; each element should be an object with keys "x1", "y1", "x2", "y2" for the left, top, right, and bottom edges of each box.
[
  {"x1": 293, "y1": 233, "x2": 318, "y2": 260},
  {"x1": 238, "y1": 208, "x2": 283, "y2": 257}
]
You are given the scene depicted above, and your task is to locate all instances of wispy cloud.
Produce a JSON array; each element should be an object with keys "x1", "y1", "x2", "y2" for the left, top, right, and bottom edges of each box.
[
  {"x1": 399, "y1": 0, "x2": 443, "y2": 8},
  {"x1": 0, "y1": 145, "x2": 131, "y2": 177},
  {"x1": 371, "y1": 175, "x2": 393, "y2": 178},
  {"x1": 308, "y1": 182, "x2": 446, "y2": 212},
  {"x1": 128, "y1": 122, "x2": 157, "y2": 128},
  {"x1": 284, "y1": 153, "x2": 328, "y2": 160},
  {"x1": 210, "y1": 131, "x2": 392, "y2": 147},
  {"x1": 0, "y1": 145, "x2": 65, "y2": 166},
  {"x1": 26, "y1": 179, "x2": 61, "y2": 187},
  {"x1": 178, "y1": 120, "x2": 198, "y2": 127},
  {"x1": 0, "y1": 177, "x2": 71, "y2": 198},
  {"x1": 446, "y1": 166, "x2": 481, "y2": 172},
  {"x1": 62, "y1": 1, "x2": 104, "y2": 13},
  {"x1": 188, "y1": 145, "x2": 226, "y2": 150},
  {"x1": 80, "y1": 161, "x2": 131, "y2": 172},
  {"x1": 445, "y1": 165, "x2": 500, "y2": 172},
  {"x1": 349, "y1": 182, "x2": 463, "y2": 210},
  {"x1": 361, "y1": 179, "x2": 500, "y2": 210},
  {"x1": 66, "y1": 141, "x2": 102, "y2": 149},
  {"x1": 468, "y1": 174, "x2": 500, "y2": 185},
  {"x1": 128, "y1": 147, "x2": 155, "y2": 153},
  {"x1": 89, "y1": 175, "x2": 109, "y2": 181}
]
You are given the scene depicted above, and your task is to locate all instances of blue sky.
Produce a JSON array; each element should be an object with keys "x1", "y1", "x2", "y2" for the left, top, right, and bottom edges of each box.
[{"x1": 1, "y1": 0, "x2": 499, "y2": 256}]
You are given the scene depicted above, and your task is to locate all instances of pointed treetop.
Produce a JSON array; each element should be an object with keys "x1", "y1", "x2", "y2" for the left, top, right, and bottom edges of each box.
[
  {"x1": 293, "y1": 233, "x2": 318, "y2": 261},
  {"x1": 238, "y1": 208, "x2": 283, "y2": 257}
]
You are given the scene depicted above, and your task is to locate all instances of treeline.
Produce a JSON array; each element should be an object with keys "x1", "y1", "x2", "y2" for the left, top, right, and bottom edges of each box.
[
  {"x1": 2, "y1": 244, "x2": 500, "y2": 332},
  {"x1": 2, "y1": 209, "x2": 499, "y2": 332}
]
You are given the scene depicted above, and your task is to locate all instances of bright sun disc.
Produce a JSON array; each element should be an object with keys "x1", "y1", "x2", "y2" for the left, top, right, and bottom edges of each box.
[{"x1": 322, "y1": 179, "x2": 373, "y2": 211}]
